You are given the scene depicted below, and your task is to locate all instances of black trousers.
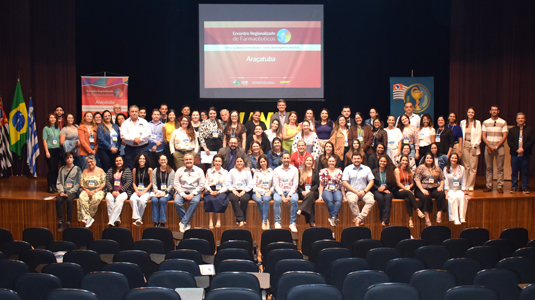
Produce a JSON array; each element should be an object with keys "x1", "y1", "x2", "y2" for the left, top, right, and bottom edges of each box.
[
  {"x1": 97, "y1": 148, "x2": 117, "y2": 173},
  {"x1": 147, "y1": 150, "x2": 164, "y2": 169},
  {"x1": 56, "y1": 193, "x2": 77, "y2": 222},
  {"x1": 228, "y1": 191, "x2": 251, "y2": 222},
  {"x1": 373, "y1": 190, "x2": 392, "y2": 224},
  {"x1": 393, "y1": 189, "x2": 420, "y2": 217},
  {"x1": 46, "y1": 148, "x2": 60, "y2": 189},
  {"x1": 415, "y1": 187, "x2": 446, "y2": 213},
  {"x1": 298, "y1": 191, "x2": 318, "y2": 223}
]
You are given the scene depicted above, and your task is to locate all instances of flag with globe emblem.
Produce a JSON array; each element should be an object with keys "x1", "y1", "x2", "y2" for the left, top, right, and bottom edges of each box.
[
  {"x1": 0, "y1": 96, "x2": 13, "y2": 174},
  {"x1": 9, "y1": 80, "x2": 28, "y2": 158}
]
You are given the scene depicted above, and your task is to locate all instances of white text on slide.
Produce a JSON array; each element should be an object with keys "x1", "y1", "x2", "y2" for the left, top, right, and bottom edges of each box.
[{"x1": 246, "y1": 56, "x2": 276, "y2": 63}]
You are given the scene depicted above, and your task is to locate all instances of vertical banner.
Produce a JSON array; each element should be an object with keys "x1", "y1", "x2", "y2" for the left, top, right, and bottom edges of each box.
[
  {"x1": 390, "y1": 76, "x2": 434, "y2": 120},
  {"x1": 81, "y1": 76, "x2": 129, "y2": 116}
]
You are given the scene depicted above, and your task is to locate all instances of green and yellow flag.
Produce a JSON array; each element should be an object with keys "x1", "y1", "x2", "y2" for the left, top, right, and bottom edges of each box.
[{"x1": 9, "y1": 80, "x2": 28, "y2": 158}]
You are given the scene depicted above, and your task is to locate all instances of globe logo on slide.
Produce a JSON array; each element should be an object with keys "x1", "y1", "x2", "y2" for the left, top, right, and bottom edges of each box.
[
  {"x1": 277, "y1": 29, "x2": 291, "y2": 43},
  {"x1": 114, "y1": 89, "x2": 123, "y2": 98},
  {"x1": 233, "y1": 80, "x2": 241, "y2": 86}
]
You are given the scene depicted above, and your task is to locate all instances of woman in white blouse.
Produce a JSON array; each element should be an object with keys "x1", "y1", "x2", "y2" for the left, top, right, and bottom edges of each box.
[
  {"x1": 385, "y1": 115, "x2": 403, "y2": 161},
  {"x1": 265, "y1": 119, "x2": 282, "y2": 143},
  {"x1": 203, "y1": 154, "x2": 229, "y2": 229},
  {"x1": 291, "y1": 120, "x2": 320, "y2": 159},
  {"x1": 252, "y1": 155, "x2": 274, "y2": 230},
  {"x1": 226, "y1": 156, "x2": 254, "y2": 227},
  {"x1": 459, "y1": 107, "x2": 482, "y2": 191},
  {"x1": 416, "y1": 114, "x2": 435, "y2": 161},
  {"x1": 170, "y1": 116, "x2": 199, "y2": 169},
  {"x1": 443, "y1": 153, "x2": 469, "y2": 225}
]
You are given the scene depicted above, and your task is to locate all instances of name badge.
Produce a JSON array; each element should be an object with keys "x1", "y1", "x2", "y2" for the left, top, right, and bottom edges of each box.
[
  {"x1": 381, "y1": 183, "x2": 387, "y2": 187},
  {"x1": 237, "y1": 182, "x2": 244, "y2": 189},
  {"x1": 161, "y1": 183, "x2": 167, "y2": 190},
  {"x1": 231, "y1": 134, "x2": 236, "y2": 138},
  {"x1": 215, "y1": 183, "x2": 222, "y2": 190},
  {"x1": 151, "y1": 134, "x2": 157, "y2": 139},
  {"x1": 453, "y1": 180, "x2": 459, "y2": 187},
  {"x1": 283, "y1": 179, "x2": 289, "y2": 187},
  {"x1": 88, "y1": 180, "x2": 95, "y2": 187},
  {"x1": 435, "y1": 135, "x2": 441, "y2": 143},
  {"x1": 66, "y1": 181, "x2": 73, "y2": 189},
  {"x1": 344, "y1": 139, "x2": 348, "y2": 147},
  {"x1": 388, "y1": 141, "x2": 396, "y2": 149},
  {"x1": 305, "y1": 183, "x2": 311, "y2": 191},
  {"x1": 329, "y1": 183, "x2": 336, "y2": 190},
  {"x1": 114, "y1": 179, "x2": 120, "y2": 186},
  {"x1": 89, "y1": 135, "x2": 95, "y2": 143},
  {"x1": 358, "y1": 135, "x2": 363, "y2": 141},
  {"x1": 183, "y1": 138, "x2": 190, "y2": 146},
  {"x1": 429, "y1": 176, "x2": 434, "y2": 184},
  {"x1": 112, "y1": 136, "x2": 118, "y2": 142},
  {"x1": 519, "y1": 136, "x2": 523, "y2": 144},
  {"x1": 212, "y1": 130, "x2": 218, "y2": 138},
  {"x1": 403, "y1": 137, "x2": 410, "y2": 144},
  {"x1": 138, "y1": 183, "x2": 144, "y2": 191},
  {"x1": 404, "y1": 183, "x2": 410, "y2": 188},
  {"x1": 372, "y1": 140, "x2": 375, "y2": 147},
  {"x1": 419, "y1": 132, "x2": 425, "y2": 140},
  {"x1": 262, "y1": 181, "x2": 269, "y2": 189},
  {"x1": 299, "y1": 165, "x2": 303, "y2": 170},
  {"x1": 52, "y1": 138, "x2": 58, "y2": 145}
]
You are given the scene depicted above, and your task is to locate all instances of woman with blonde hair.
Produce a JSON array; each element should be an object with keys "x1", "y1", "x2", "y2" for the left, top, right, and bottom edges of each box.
[
  {"x1": 296, "y1": 155, "x2": 319, "y2": 227},
  {"x1": 282, "y1": 111, "x2": 299, "y2": 154}
]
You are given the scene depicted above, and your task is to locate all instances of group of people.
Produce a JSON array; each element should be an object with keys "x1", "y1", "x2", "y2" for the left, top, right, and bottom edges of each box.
[{"x1": 47, "y1": 100, "x2": 533, "y2": 232}]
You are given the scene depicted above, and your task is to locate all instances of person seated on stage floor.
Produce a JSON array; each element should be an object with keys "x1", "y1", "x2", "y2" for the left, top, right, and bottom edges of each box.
[
  {"x1": 217, "y1": 137, "x2": 252, "y2": 171},
  {"x1": 282, "y1": 111, "x2": 299, "y2": 154},
  {"x1": 394, "y1": 154, "x2": 423, "y2": 228},
  {"x1": 267, "y1": 137, "x2": 287, "y2": 170},
  {"x1": 131, "y1": 154, "x2": 152, "y2": 226},
  {"x1": 435, "y1": 116, "x2": 454, "y2": 168},
  {"x1": 372, "y1": 155, "x2": 396, "y2": 227},
  {"x1": 367, "y1": 143, "x2": 393, "y2": 171},
  {"x1": 245, "y1": 125, "x2": 271, "y2": 154},
  {"x1": 273, "y1": 152, "x2": 299, "y2": 233},
  {"x1": 316, "y1": 141, "x2": 343, "y2": 172},
  {"x1": 252, "y1": 155, "x2": 274, "y2": 230},
  {"x1": 296, "y1": 155, "x2": 319, "y2": 227},
  {"x1": 78, "y1": 155, "x2": 106, "y2": 228},
  {"x1": 395, "y1": 144, "x2": 416, "y2": 173},
  {"x1": 290, "y1": 140, "x2": 311, "y2": 170},
  {"x1": 265, "y1": 118, "x2": 282, "y2": 144},
  {"x1": 159, "y1": 103, "x2": 168, "y2": 124},
  {"x1": 170, "y1": 115, "x2": 199, "y2": 169},
  {"x1": 247, "y1": 141, "x2": 264, "y2": 173},
  {"x1": 78, "y1": 111, "x2": 99, "y2": 170},
  {"x1": 318, "y1": 156, "x2": 346, "y2": 227},
  {"x1": 364, "y1": 108, "x2": 378, "y2": 128},
  {"x1": 121, "y1": 105, "x2": 151, "y2": 169},
  {"x1": 220, "y1": 108, "x2": 230, "y2": 130},
  {"x1": 414, "y1": 152, "x2": 446, "y2": 227},
  {"x1": 349, "y1": 112, "x2": 374, "y2": 158},
  {"x1": 331, "y1": 115, "x2": 350, "y2": 160},
  {"x1": 199, "y1": 107, "x2": 224, "y2": 170},
  {"x1": 507, "y1": 112, "x2": 534, "y2": 194},
  {"x1": 56, "y1": 151, "x2": 82, "y2": 232},
  {"x1": 226, "y1": 155, "x2": 254, "y2": 228},
  {"x1": 151, "y1": 154, "x2": 175, "y2": 228},
  {"x1": 245, "y1": 110, "x2": 267, "y2": 137},
  {"x1": 344, "y1": 139, "x2": 367, "y2": 168},
  {"x1": 181, "y1": 104, "x2": 191, "y2": 118},
  {"x1": 371, "y1": 118, "x2": 388, "y2": 154},
  {"x1": 343, "y1": 153, "x2": 375, "y2": 227},
  {"x1": 270, "y1": 99, "x2": 290, "y2": 129},
  {"x1": 112, "y1": 103, "x2": 122, "y2": 123},
  {"x1": 43, "y1": 113, "x2": 61, "y2": 193},
  {"x1": 443, "y1": 153, "x2": 469, "y2": 225},
  {"x1": 138, "y1": 107, "x2": 147, "y2": 120},
  {"x1": 292, "y1": 120, "x2": 320, "y2": 160},
  {"x1": 148, "y1": 109, "x2": 164, "y2": 169},
  {"x1": 203, "y1": 154, "x2": 229, "y2": 229},
  {"x1": 97, "y1": 110, "x2": 121, "y2": 172},
  {"x1": 173, "y1": 153, "x2": 205, "y2": 233},
  {"x1": 105, "y1": 155, "x2": 133, "y2": 227},
  {"x1": 223, "y1": 110, "x2": 247, "y2": 149}
]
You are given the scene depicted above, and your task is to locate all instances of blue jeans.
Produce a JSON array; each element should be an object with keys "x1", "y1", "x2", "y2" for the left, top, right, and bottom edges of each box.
[
  {"x1": 273, "y1": 192, "x2": 299, "y2": 224},
  {"x1": 322, "y1": 190, "x2": 343, "y2": 218},
  {"x1": 125, "y1": 144, "x2": 148, "y2": 170},
  {"x1": 511, "y1": 155, "x2": 530, "y2": 190},
  {"x1": 151, "y1": 194, "x2": 171, "y2": 223},
  {"x1": 252, "y1": 193, "x2": 271, "y2": 222},
  {"x1": 174, "y1": 193, "x2": 201, "y2": 225}
]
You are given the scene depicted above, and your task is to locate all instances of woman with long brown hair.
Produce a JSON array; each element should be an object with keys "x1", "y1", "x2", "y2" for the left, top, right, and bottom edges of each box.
[
  {"x1": 78, "y1": 111, "x2": 99, "y2": 170},
  {"x1": 414, "y1": 152, "x2": 446, "y2": 226},
  {"x1": 199, "y1": 107, "x2": 224, "y2": 169},
  {"x1": 170, "y1": 115, "x2": 199, "y2": 169},
  {"x1": 223, "y1": 110, "x2": 247, "y2": 149},
  {"x1": 394, "y1": 154, "x2": 423, "y2": 228},
  {"x1": 330, "y1": 115, "x2": 350, "y2": 159},
  {"x1": 43, "y1": 113, "x2": 61, "y2": 193}
]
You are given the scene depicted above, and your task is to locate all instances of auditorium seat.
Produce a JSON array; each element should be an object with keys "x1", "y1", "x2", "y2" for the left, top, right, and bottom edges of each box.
[
  {"x1": 0, "y1": 260, "x2": 29, "y2": 289},
  {"x1": 441, "y1": 238, "x2": 472, "y2": 258},
  {"x1": 159, "y1": 258, "x2": 201, "y2": 276},
  {"x1": 499, "y1": 228, "x2": 529, "y2": 250},
  {"x1": 80, "y1": 271, "x2": 130, "y2": 300},
  {"x1": 102, "y1": 262, "x2": 145, "y2": 289},
  {"x1": 113, "y1": 250, "x2": 155, "y2": 278},
  {"x1": 329, "y1": 258, "x2": 370, "y2": 290},
  {"x1": 142, "y1": 227, "x2": 175, "y2": 253},
  {"x1": 62, "y1": 227, "x2": 94, "y2": 249},
  {"x1": 286, "y1": 284, "x2": 342, "y2": 300},
  {"x1": 46, "y1": 241, "x2": 77, "y2": 252},
  {"x1": 205, "y1": 288, "x2": 261, "y2": 300},
  {"x1": 366, "y1": 247, "x2": 400, "y2": 271},
  {"x1": 301, "y1": 227, "x2": 333, "y2": 257},
  {"x1": 0, "y1": 288, "x2": 21, "y2": 300},
  {"x1": 351, "y1": 239, "x2": 383, "y2": 258},
  {"x1": 165, "y1": 249, "x2": 203, "y2": 265},
  {"x1": 442, "y1": 258, "x2": 482, "y2": 285},
  {"x1": 340, "y1": 226, "x2": 372, "y2": 250},
  {"x1": 276, "y1": 271, "x2": 326, "y2": 300},
  {"x1": 314, "y1": 247, "x2": 351, "y2": 280},
  {"x1": 44, "y1": 288, "x2": 99, "y2": 300},
  {"x1": 384, "y1": 258, "x2": 426, "y2": 283},
  {"x1": 341, "y1": 270, "x2": 390, "y2": 300},
  {"x1": 380, "y1": 226, "x2": 410, "y2": 248},
  {"x1": 409, "y1": 270, "x2": 456, "y2": 300},
  {"x1": 210, "y1": 272, "x2": 260, "y2": 293},
  {"x1": 464, "y1": 246, "x2": 500, "y2": 269},
  {"x1": 460, "y1": 228, "x2": 490, "y2": 246},
  {"x1": 147, "y1": 270, "x2": 196, "y2": 289},
  {"x1": 362, "y1": 283, "x2": 419, "y2": 300},
  {"x1": 183, "y1": 228, "x2": 215, "y2": 255},
  {"x1": 414, "y1": 245, "x2": 450, "y2": 269},
  {"x1": 443, "y1": 286, "x2": 498, "y2": 300},
  {"x1": 14, "y1": 273, "x2": 62, "y2": 300},
  {"x1": 42, "y1": 262, "x2": 84, "y2": 289},
  {"x1": 216, "y1": 259, "x2": 259, "y2": 273},
  {"x1": 396, "y1": 239, "x2": 428, "y2": 258},
  {"x1": 63, "y1": 250, "x2": 103, "y2": 274},
  {"x1": 308, "y1": 239, "x2": 342, "y2": 263},
  {"x1": 420, "y1": 225, "x2": 451, "y2": 245},
  {"x1": 22, "y1": 227, "x2": 53, "y2": 249},
  {"x1": 271, "y1": 259, "x2": 315, "y2": 296},
  {"x1": 260, "y1": 229, "x2": 293, "y2": 258},
  {"x1": 101, "y1": 227, "x2": 134, "y2": 251},
  {"x1": 132, "y1": 239, "x2": 166, "y2": 255},
  {"x1": 495, "y1": 257, "x2": 535, "y2": 283},
  {"x1": 122, "y1": 287, "x2": 180, "y2": 300},
  {"x1": 264, "y1": 248, "x2": 302, "y2": 275},
  {"x1": 473, "y1": 269, "x2": 520, "y2": 300}
]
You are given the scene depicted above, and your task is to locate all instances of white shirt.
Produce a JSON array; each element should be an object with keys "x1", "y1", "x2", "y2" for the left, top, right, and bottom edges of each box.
[
  {"x1": 385, "y1": 127, "x2": 403, "y2": 150},
  {"x1": 253, "y1": 169, "x2": 275, "y2": 195},
  {"x1": 173, "y1": 166, "x2": 205, "y2": 196},
  {"x1": 273, "y1": 164, "x2": 299, "y2": 196},
  {"x1": 265, "y1": 129, "x2": 279, "y2": 143},
  {"x1": 418, "y1": 127, "x2": 436, "y2": 147},
  {"x1": 204, "y1": 167, "x2": 229, "y2": 193},
  {"x1": 120, "y1": 117, "x2": 151, "y2": 147},
  {"x1": 226, "y1": 168, "x2": 253, "y2": 192},
  {"x1": 443, "y1": 165, "x2": 467, "y2": 191},
  {"x1": 170, "y1": 128, "x2": 199, "y2": 153}
]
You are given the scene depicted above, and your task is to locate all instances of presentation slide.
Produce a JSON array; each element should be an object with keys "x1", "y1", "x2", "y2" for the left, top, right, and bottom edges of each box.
[{"x1": 199, "y1": 4, "x2": 323, "y2": 99}]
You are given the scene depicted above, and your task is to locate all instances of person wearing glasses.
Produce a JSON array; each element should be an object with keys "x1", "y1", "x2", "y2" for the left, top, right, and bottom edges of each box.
[{"x1": 481, "y1": 105, "x2": 508, "y2": 193}]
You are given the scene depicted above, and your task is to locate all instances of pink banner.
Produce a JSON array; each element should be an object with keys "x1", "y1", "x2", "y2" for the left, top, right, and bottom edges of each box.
[{"x1": 81, "y1": 76, "x2": 129, "y2": 116}]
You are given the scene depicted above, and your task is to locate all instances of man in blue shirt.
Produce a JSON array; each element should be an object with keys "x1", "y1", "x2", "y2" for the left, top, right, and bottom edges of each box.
[
  {"x1": 148, "y1": 109, "x2": 164, "y2": 168},
  {"x1": 343, "y1": 153, "x2": 375, "y2": 226}
]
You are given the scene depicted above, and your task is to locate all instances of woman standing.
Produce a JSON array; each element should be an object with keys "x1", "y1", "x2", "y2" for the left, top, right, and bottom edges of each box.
[
  {"x1": 282, "y1": 111, "x2": 299, "y2": 154},
  {"x1": 448, "y1": 113, "x2": 463, "y2": 156},
  {"x1": 416, "y1": 114, "x2": 435, "y2": 161},
  {"x1": 170, "y1": 115, "x2": 199, "y2": 169},
  {"x1": 252, "y1": 155, "x2": 274, "y2": 230},
  {"x1": 316, "y1": 141, "x2": 343, "y2": 172},
  {"x1": 78, "y1": 155, "x2": 106, "y2": 227},
  {"x1": 371, "y1": 119, "x2": 388, "y2": 154},
  {"x1": 151, "y1": 154, "x2": 175, "y2": 227},
  {"x1": 296, "y1": 155, "x2": 319, "y2": 227},
  {"x1": 246, "y1": 125, "x2": 271, "y2": 154},
  {"x1": 43, "y1": 113, "x2": 61, "y2": 193},
  {"x1": 414, "y1": 153, "x2": 446, "y2": 226},
  {"x1": 131, "y1": 154, "x2": 153, "y2": 226},
  {"x1": 318, "y1": 156, "x2": 345, "y2": 226},
  {"x1": 78, "y1": 111, "x2": 99, "y2": 170},
  {"x1": 435, "y1": 116, "x2": 454, "y2": 168},
  {"x1": 199, "y1": 107, "x2": 224, "y2": 169},
  {"x1": 204, "y1": 154, "x2": 229, "y2": 229},
  {"x1": 60, "y1": 113, "x2": 80, "y2": 167},
  {"x1": 267, "y1": 137, "x2": 287, "y2": 169},
  {"x1": 372, "y1": 155, "x2": 396, "y2": 227},
  {"x1": 385, "y1": 115, "x2": 403, "y2": 161},
  {"x1": 191, "y1": 111, "x2": 202, "y2": 132},
  {"x1": 265, "y1": 119, "x2": 282, "y2": 143},
  {"x1": 315, "y1": 108, "x2": 334, "y2": 152},
  {"x1": 226, "y1": 156, "x2": 254, "y2": 227},
  {"x1": 162, "y1": 109, "x2": 177, "y2": 169},
  {"x1": 115, "y1": 113, "x2": 127, "y2": 156},
  {"x1": 394, "y1": 155, "x2": 423, "y2": 228},
  {"x1": 397, "y1": 114, "x2": 419, "y2": 158},
  {"x1": 223, "y1": 110, "x2": 247, "y2": 149},
  {"x1": 245, "y1": 110, "x2": 267, "y2": 137},
  {"x1": 459, "y1": 107, "x2": 481, "y2": 191},
  {"x1": 349, "y1": 112, "x2": 373, "y2": 157},
  {"x1": 93, "y1": 112, "x2": 102, "y2": 127},
  {"x1": 345, "y1": 139, "x2": 368, "y2": 167},
  {"x1": 292, "y1": 120, "x2": 320, "y2": 160},
  {"x1": 97, "y1": 110, "x2": 121, "y2": 172},
  {"x1": 330, "y1": 115, "x2": 350, "y2": 159},
  {"x1": 443, "y1": 153, "x2": 468, "y2": 225},
  {"x1": 300, "y1": 109, "x2": 316, "y2": 132},
  {"x1": 247, "y1": 141, "x2": 264, "y2": 172},
  {"x1": 105, "y1": 156, "x2": 132, "y2": 227}
]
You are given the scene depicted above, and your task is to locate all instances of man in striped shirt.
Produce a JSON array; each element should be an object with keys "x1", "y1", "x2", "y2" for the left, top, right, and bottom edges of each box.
[{"x1": 481, "y1": 105, "x2": 508, "y2": 193}]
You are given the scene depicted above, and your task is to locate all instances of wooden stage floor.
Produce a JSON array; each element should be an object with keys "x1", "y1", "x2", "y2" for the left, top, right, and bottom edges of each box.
[{"x1": 1, "y1": 176, "x2": 534, "y2": 248}]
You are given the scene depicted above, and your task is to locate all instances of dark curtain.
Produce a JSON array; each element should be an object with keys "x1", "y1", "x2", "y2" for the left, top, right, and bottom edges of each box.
[
  {"x1": 449, "y1": 0, "x2": 535, "y2": 174},
  {"x1": 0, "y1": 0, "x2": 76, "y2": 177}
]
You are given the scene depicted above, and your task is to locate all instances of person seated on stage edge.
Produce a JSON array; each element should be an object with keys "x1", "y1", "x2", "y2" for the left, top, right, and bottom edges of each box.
[
  {"x1": 252, "y1": 155, "x2": 274, "y2": 230},
  {"x1": 173, "y1": 153, "x2": 205, "y2": 233},
  {"x1": 296, "y1": 155, "x2": 319, "y2": 227},
  {"x1": 120, "y1": 105, "x2": 151, "y2": 170},
  {"x1": 105, "y1": 155, "x2": 133, "y2": 227},
  {"x1": 203, "y1": 154, "x2": 229, "y2": 229},
  {"x1": 226, "y1": 155, "x2": 254, "y2": 227},
  {"x1": 78, "y1": 155, "x2": 106, "y2": 228},
  {"x1": 290, "y1": 140, "x2": 311, "y2": 170},
  {"x1": 130, "y1": 154, "x2": 152, "y2": 226},
  {"x1": 394, "y1": 154, "x2": 423, "y2": 228},
  {"x1": 56, "y1": 151, "x2": 82, "y2": 232},
  {"x1": 443, "y1": 153, "x2": 469, "y2": 225},
  {"x1": 342, "y1": 152, "x2": 375, "y2": 227},
  {"x1": 223, "y1": 110, "x2": 246, "y2": 149},
  {"x1": 372, "y1": 155, "x2": 396, "y2": 227},
  {"x1": 318, "y1": 155, "x2": 346, "y2": 227},
  {"x1": 414, "y1": 152, "x2": 446, "y2": 227},
  {"x1": 272, "y1": 152, "x2": 299, "y2": 233},
  {"x1": 170, "y1": 115, "x2": 198, "y2": 169},
  {"x1": 217, "y1": 136, "x2": 252, "y2": 171},
  {"x1": 291, "y1": 120, "x2": 320, "y2": 160},
  {"x1": 267, "y1": 137, "x2": 287, "y2": 170},
  {"x1": 151, "y1": 154, "x2": 175, "y2": 228}
]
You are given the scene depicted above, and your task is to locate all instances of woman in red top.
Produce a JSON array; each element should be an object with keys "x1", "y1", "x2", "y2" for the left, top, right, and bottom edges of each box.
[{"x1": 394, "y1": 155, "x2": 424, "y2": 228}]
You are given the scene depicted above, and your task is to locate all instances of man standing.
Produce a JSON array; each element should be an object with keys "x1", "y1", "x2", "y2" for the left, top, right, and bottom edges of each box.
[
  {"x1": 173, "y1": 153, "x2": 205, "y2": 232},
  {"x1": 481, "y1": 105, "x2": 508, "y2": 193},
  {"x1": 341, "y1": 106, "x2": 355, "y2": 129},
  {"x1": 507, "y1": 112, "x2": 534, "y2": 194},
  {"x1": 159, "y1": 104, "x2": 169, "y2": 124},
  {"x1": 121, "y1": 105, "x2": 151, "y2": 169},
  {"x1": 148, "y1": 109, "x2": 164, "y2": 168},
  {"x1": 217, "y1": 137, "x2": 252, "y2": 170},
  {"x1": 112, "y1": 103, "x2": 122, "y2": 123},
  {"x1": 181, "y1": 105, "x2": 191, "y2": 117},
  {"x1": 364, "y1": 108, "x2": 378, "y2": 128},
  {"x1": 138, "y1": 107, "x2": 147, "y2": 120},
  {"x1": 54, "y1": 105, "x2": 65, "y2": 129},
  {"x1": 343, "y1": 153, "x2": 375, "y2": 226},
  {"x1": 270, "y1": 99, "x2": 290, "y2": 128},
  {"x1": 273, "y1": 152, "x2": 299, "y2": 232},
  {"x1": 395, "y1": 102, "x2": 421, "y2": 128},
  {"x1": 220, "y1": 109, "x2": 230, "y2": 130}
]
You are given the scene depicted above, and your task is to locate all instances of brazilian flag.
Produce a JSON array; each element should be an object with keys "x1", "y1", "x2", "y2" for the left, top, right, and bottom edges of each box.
[{"x1": 9, "y1": 80, "x2": 28, "y2": 158}]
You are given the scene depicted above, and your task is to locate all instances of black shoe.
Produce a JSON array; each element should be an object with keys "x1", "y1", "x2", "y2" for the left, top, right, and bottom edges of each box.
[
  {"x1": 154, "y1": 222, "x2": 160, "y2": 227},
  {"x1": 114, "y1": 221, "x2": 120, "y2": 227},
  {"x1": 108, "y1": 224, "x2": 114, "y2": 228},
  {"x1": 57, "y1": 222, "x2": 64, "y2": 232},
  {"x1": 52, "y1": 187, "x2": 58, "y2": 192},
  {"x1": 47, "y1": 187, "x2": 55, "y2": 193},
  {"x1": 66, "y1": 221, "x2": 71, "y2": 228},
  {"x1": 160, "y1": 223, "x2": 165, "y2": 228}
]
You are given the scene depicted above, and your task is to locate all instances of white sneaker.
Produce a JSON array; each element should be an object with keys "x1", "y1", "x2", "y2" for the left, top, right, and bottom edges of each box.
[
  {"x1": 460, "y1": 219, "x2": 466, "y2": 224},
  {"x1": 454, "y1": 220, "x2": 461, "y2": 225},
  {"x1": 261, "y1": 222, "x2": 266, "y2": 230},
  {"x1": 274, "y1": 222, "x2": 282, "y2": 229},
  {"x1": 289, "y1": 223, "x2": 297, "y2": 233},
  {"x1": 185, "y1": 224, "x2": 191, "y2": 231},
  {"x1": 265, "y1": 220, "x2": 270, "y2": 230},
  {"x1": 328, "y1": 217, "x2": 336, "y2": 227},
  {"x1": 85, "y1": 218, "x2": 94, "y2": 228},
  {"x1": 179, "y1": 223, "x2": 185, "y2": 233}
]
